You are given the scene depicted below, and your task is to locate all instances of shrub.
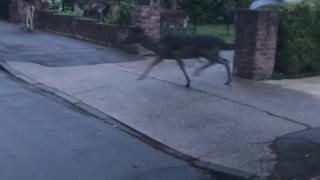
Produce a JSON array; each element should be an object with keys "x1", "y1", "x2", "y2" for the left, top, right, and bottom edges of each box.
[
  {"x1": 54, "y1": 1, "x2": 81, "y2": 17},
  {"x1": 56, "y1": 8, "x2": 82, "y2": 16},
  {"x1": 47, "y1": 0, "x2": 63, "y2": 11},
  {"x1": 262, "y1": 0, "x2": 320, "y2": 77},
  {"x1": 104, "y1": 0, "x2": 136, "y2": 26},
  {"x1": 177, "y1": 0, "x2": 254, "y2": 24}
]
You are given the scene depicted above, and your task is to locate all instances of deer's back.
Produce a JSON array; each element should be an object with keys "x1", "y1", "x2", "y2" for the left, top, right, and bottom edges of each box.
[{"x1": 158, "y1": 34, "x2": 224, "y2": 59}]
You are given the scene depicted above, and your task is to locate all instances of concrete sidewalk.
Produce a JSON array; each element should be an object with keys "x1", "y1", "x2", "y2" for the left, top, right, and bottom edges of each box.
[
  {"x1": 3, "y1": 59, "x2": 318, "y2": 177},
  {"x1": 1, "y1": 21, "x2": 320, "y2": 179}
]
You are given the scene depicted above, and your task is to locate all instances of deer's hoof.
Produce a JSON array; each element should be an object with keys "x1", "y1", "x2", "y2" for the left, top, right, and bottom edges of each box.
[
  {"x1": 224, "y1": 80, "x2": 232, "y2": 85},
  {"x1": 185, "y1": 84, "x2": 190, "y2": 88}
]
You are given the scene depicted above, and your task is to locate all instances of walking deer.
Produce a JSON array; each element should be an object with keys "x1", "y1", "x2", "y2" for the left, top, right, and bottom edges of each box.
[
  {"x1": 124, "y1": 29, "x2": 233, "y2": 87},
  {"x1": 74, "y1": 0, "x2": 110, "y2": 21},
  {"x1": 17, "y1": 0, "x2": 35, "y2": 31}
]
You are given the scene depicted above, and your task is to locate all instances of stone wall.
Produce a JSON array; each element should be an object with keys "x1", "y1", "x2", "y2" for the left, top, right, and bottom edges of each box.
[{"x1": 233, "y1": 10, "x2": 279, "y2": 80}]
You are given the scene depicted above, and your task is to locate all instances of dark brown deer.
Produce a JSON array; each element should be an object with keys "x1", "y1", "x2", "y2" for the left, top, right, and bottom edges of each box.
[
  {"x1": 74, "y1": 0, "x2": 110, "y2": 21},
  {"x1": 124, "y1": 29, "x2": 233, "y2": 87}
]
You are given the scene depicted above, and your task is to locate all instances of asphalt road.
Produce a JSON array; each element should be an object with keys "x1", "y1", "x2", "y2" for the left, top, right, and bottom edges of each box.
[
  {"x1": 0, "y1": 21, "x2": 141, "y2": 67},
  {"x1": 0, "y1": 70, "x2": 214, "y2": 180}
]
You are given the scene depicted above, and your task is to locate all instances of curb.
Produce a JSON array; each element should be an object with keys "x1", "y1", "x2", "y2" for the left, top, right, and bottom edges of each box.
[{"x1": 0, "y1": 61, "x2": 265, "y2": 180}]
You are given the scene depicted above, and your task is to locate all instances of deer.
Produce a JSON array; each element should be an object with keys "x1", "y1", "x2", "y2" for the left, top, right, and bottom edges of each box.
[
  {"x1": 74, "y1": 0, "x2": 110, "y2": 21},
  {"x1": 123, "y1": 29, "x2": 233, "y2": 88},
  {"x1": 17, "y1": 0, "x2": 35, "y2": 32}
]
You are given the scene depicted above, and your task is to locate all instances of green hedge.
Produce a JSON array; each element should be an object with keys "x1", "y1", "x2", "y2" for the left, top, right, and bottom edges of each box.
[
  {"x1": 177, "y1": 0, "x2": 254, "y2": 24},
  {"x1": 262, "y1": 0, "x2": 320, "y2": 78},
  {"x1": 104, "y1": 0, "x2": 136, "y2": 26}
]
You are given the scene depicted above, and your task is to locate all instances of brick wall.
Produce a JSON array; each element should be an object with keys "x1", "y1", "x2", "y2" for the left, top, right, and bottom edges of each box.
[
  {"x1": 35, "y1": 11, "x2": 135, "y2": 46},
  {"x1": 131, "y1": 5, "x2": 161, "y2": 40},
  {"x1": 233, "y1": 10, "x2": 279, "y2": 80}
]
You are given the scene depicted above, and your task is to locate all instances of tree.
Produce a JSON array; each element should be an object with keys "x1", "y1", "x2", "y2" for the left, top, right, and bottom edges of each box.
[{"x1": 176, "y1": 0, "x2": 253, "y2": 24}]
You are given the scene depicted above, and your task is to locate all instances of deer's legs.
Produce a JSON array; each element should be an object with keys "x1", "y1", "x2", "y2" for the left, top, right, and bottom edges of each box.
[
  {"x1": 97, "y1": 9, "x2": 103, "y2": 22},
  {"x1": 176, "y1": 59, "x2": 191, "y2": 87},
  {"x1": 29, "y1": 18, "x2": 34, "y2": 31},
  {"x1": 138, "y1": 57, "x2": 162, "y2": 80},
  {"x1": 194, "y1": 51, "x2": 218, "y2": 76},
  {"x1": 20, "y1": 14, "x2": 26, "y2": 30},
  {"x1": 29, "y1": 11, "x2": 34, "y2": 31},
  {"x1": 25, "y1": 15, "x2": 30, "y2": 31},
  {"x1": 20, "y1": 22, "x2": 25, "y2": 30},
  {"x1": 193, "y1": 62, "x2": 216, "y2": 76},
  {"x1": 217, "y1": 57, "x2": 232, "y2": 85},
  {"x1": 27, "y1": 17, "x2": 33, "y2": 31}
]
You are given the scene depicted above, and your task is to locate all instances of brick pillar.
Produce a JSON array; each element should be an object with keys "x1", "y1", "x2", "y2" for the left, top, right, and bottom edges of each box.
[
  {"x1": 131, "y1": 5, "x2": 161, "y2": 40},
  {"x1": 9, "y1": 0, "x2": 19, "y2": 23},
  {"x1": 233, "y1": 10, "x2": 279, "y2": 80}
]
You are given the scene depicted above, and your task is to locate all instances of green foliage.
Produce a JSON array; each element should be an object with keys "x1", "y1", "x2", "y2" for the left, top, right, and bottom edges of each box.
[
  {"x1": 52, "y1": 1, "x2": 81, "y2": 16},
  {"x1": 196, "y1": 24, "x2": 235, "y2": 43},
  {"x1": 104, "y1": 0, "x2": 136, "y2": 26},
  {"x1": 47, "y1": 0, "x2": 63, "y2": 11},
  {"x1": 262, "y1": 0, "x2": 320, "y2": 77},
  {"x1": 177, "y1": 0, "x2": 254, "y2": 24},
  {"x1": 61, "y1": 0, "x2": 74, "y2": 10},
  {"x1": 47, "y1": 0, "x2": 73, "y2": 11},
  {"x1": 231, "y1": 0, "x2": 254, "y2": 8},
  {"x1": 178, "y1": 0, "x2": 224, "y2": 24},
  {"x1": 56, "y1": 7, "x2": 82, "y2": 16}
]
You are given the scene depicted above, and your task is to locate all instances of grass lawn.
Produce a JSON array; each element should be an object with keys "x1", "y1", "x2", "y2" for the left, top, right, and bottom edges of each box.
[{"x1": 196, "y1": 24, "x2": 235, "y2": 44}]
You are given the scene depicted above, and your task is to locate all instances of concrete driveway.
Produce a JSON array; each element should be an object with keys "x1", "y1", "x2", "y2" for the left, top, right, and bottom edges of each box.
[{"x1": 1, "y1": 20, "x2": 320, "y2": 179}]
